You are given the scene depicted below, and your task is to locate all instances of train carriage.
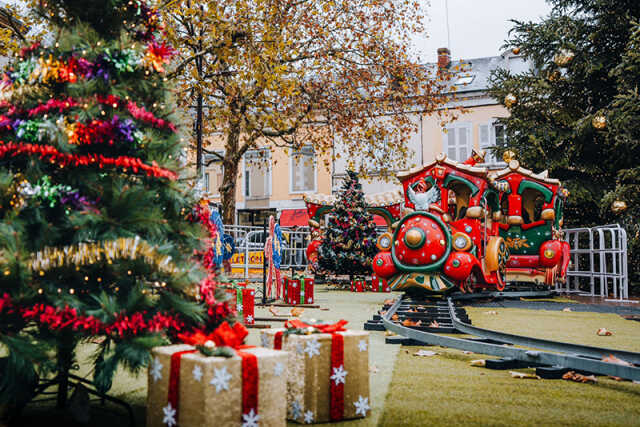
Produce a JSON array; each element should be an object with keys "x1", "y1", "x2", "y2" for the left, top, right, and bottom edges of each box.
[{"x1": 491, "y1": 156, "x2": 571, "y2": 286}]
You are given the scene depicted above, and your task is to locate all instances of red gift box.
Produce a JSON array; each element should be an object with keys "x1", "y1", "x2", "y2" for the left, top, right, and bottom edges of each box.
[
  {"x1": 286, "y1": 278, "x2": 301, "y2": 305},
  {"x1": 225, "y1": 287, "x2": 255, "y2": 324},
  {"x1": 370, "y1": 275, "x2": 391, "y2": 292},
  {"x1": 351, "y1": 278, "x2": 365, "y2": 292},
  {"x1": 302, "y1": 277, "x2": 314, "y2": 304}
]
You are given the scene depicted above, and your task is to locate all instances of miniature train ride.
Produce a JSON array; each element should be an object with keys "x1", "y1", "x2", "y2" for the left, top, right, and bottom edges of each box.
[
  {"x1": 371, "y1": 150, "x2": 571, "y2": 293},
  {"x1": 304, "y1": 150, "x2": 571, "y2": 294}
]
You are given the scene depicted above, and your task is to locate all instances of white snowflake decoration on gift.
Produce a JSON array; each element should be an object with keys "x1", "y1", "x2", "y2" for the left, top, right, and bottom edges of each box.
[
  {"x1": 237, "y1": 304, "x2": 243, "y2": 313},
  {"x1": 304, "y1": 410, "x2": 314, "y2": 424},
  {"x1": 260, "y1": 333, "x2": 269, "y2": 348},
  {"x1": 290, "y1": 400, "x2": 303, "y2": 420},
  {"x1": 246, "y1": 314, "x2": 253, "y2": 323},
  {"x1": 353, "y1": 396, "x2": 370, "y2": 416},
  {"x1": 192, "y1": 364, "x2": 203, "y2": 382},
  {"x1": 307, "y1": 297, "x2": 313, "y2": 303},
  {"x1": 210, "y1": 366, "x2": 232, "y2": 393},
  {"x1": 162, "y1": 402, "x2": 177, "y2": 427},
  {"x1": 358, "y1": 339, "x2": 368, "y2": 352},
  {"x1": 330, "y1": 365, "x2": 348, "y2": 385},
  {"x1": 304, "y1": 338, "x2": 321, "y2": 358},
  {"x1": 296, "y1": 342, "x2": 304, "y2": 355},
  {"x1": 150, "y1": 356, "x2": 163, "y2": 382},
  {"x1": 242, "y1": 408, "x2": 260, "y2": 427},
  {"x1": 274, "y1": 362, "x2": 284, "y2": 377}
]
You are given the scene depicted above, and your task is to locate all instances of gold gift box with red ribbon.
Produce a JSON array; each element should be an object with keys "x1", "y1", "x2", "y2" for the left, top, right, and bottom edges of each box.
[
  {"x1": 260, "y1": 320, "x2": 370, "y2": 423},
  {"x1": 147, "y1": 323, "x2": 288, "y2": 427}
]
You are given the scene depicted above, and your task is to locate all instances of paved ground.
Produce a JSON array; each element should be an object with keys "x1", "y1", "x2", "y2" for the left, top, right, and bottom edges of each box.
[{"x1": 466, "y1": 299, "x2": 640, "y2": 315}]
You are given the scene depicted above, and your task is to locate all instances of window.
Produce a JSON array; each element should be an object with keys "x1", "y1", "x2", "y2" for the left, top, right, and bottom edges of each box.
[
  {"x1": 455, "y1": 75, "x2": 475, "y2": 85},
  {"x1": 478, "y1": 122, "x2": 507, "y2": 167},
  {"x1": 244, "y1": 149, "x2": 271, "y2": 199},
  {"x1": 203, "y1": 152, "x2": 224, "y2": 196},
  {"x1": 290, "y1": 146, "x2": 316, "y2": 193},
  {"x1": 443, "y1": 124, "x2": 472, "y2": 161}
]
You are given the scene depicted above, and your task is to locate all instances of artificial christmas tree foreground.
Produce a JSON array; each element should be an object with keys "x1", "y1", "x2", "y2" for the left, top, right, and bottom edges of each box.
[
  {"x1": 317, "y1": 171, "x2": 377, "y2": 280},
  {"x1": 0, "y1": 0, "x2": 231, "y2": 415}
]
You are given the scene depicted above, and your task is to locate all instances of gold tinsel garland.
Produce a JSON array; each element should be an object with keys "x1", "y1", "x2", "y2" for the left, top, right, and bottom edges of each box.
[{"x1": 28, "y1": 236, "x2": 179, "y2": 274}]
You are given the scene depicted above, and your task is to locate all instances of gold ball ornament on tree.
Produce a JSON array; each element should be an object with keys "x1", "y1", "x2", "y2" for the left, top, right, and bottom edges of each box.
[
  {"x1": 553, "y1": 48, "x2": 575, "y2": 67},
  {"x1": 611, "y1": 201, "x2": 627, "y2": 213},
  {"x1": 512, "y1": 47, "x2": 521, "y2": 55},
  {"x1": 592, "y1": 113, "x2": 606, "y2": 129},
  {"x1": 504, "y1": 93, "x2": 517, "y2": 108},
  {"x1": 502, "y1": 150, "x2": 517, "y2": 163}
]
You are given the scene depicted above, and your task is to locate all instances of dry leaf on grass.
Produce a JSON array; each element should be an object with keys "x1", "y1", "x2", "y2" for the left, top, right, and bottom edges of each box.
[
  {"x1": 562, "y1": 371, "x2": 597, "y2": 383},
  {"x1": 428, "y1": 320, "x2": 440, "y2": 328},
  {"x1": 602, "y1": 354, "x2": 633, "y2": 381},
  {"x1": 562, "y1": 307, "x2": 572, "y2": 312},
  {"x1": 369, "y1": 364, "x2": 379, "y2": 374},
  {"x1": 320, "y1": 308, "x2": 330, "y2": 311},
  {"x1": 402, "y1": 319, "x2": 422, "y2": 327},
  {"x1": 596, "y1": 328, "x2": 613, "y2": 336},
  {"x1": 485, "y1": 311, "x2": 498, "y2": 315},
  {"x1": 290, "y1": 307, "x2": 304, "y2": 317},
  {"x1": 268, "y1": 307, "x2": 280, "y2": 316},
  {"x1": 414, "y1": 350, "x2": 438, "y2": 357},
  {"x1": 510, "y1": 371, "x2": 540, "y2": 379},
  {"x1": 470, "y1": 359, "x2": 486, "y2": 367},
  {"x1": 463, "y1": 351, "x2": 473, "y2": 354},
  {"x1": 391, "y1": 314, "x2": 399, "y2": 321},
  {"x1": 384, "y1": 330, "x2": 396, "y2": 337}
]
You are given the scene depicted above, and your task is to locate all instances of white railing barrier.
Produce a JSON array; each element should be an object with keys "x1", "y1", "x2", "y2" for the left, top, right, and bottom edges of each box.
[{"x1": 559, "y1": 224, "x2": 632, "y2": 302}]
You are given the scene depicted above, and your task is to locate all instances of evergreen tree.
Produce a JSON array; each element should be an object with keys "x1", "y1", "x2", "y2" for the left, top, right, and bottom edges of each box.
[
  {"x1": 0, "y1": 0, "x2": 231, "y2": 411},
  {"x1": 487, "y1": 0, "x2": 640, "y2": 290},
  {"x1": 318, "y1": 171, "x2": 377, "y2": 278}
]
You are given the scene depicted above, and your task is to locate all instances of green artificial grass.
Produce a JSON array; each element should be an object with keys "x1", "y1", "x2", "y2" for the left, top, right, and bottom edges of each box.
[{"x1": 380, "y1": 307, "x2": 640, "y2": 427}]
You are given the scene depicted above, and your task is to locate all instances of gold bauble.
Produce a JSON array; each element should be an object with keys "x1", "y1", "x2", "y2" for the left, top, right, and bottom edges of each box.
[
  {"x1": 502, "y1": 150, "x2": 517, "y2": 163},
  {"x1": 512, "y1": 47, "x2": 521, "y2": 55},
  {"x1": 504, "y1": 93, "x2": 517, "y2": 108},
  {"x1": 553, "y1": 48, "x2": 575, "y2": 67},
  {"x1": 548, "y1": 70, "x2": 560, "y2": 81},
  {"x1": 611, "y1": 200, "x2": 627, "y2": 213},
  {"x1": 592, "y1": 114, "x2": 606, "y2": 129}
]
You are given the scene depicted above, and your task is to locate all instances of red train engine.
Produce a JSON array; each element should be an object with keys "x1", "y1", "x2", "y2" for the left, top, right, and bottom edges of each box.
[{"x1": 372, "y1": 151, "x2": 509, "y2": 293}]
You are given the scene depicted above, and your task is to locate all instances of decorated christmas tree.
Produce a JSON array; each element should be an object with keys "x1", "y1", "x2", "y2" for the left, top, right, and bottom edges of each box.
[
  {"x1": 0, "y1": 0, "x2": 231, "y2": 412},
  {"x1": 317, "y1": 171, "x2": 377, "y2": 278}
]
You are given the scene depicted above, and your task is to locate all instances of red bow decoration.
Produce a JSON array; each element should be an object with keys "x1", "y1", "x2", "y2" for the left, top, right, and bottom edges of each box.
[
  {"x1": 179, "y1": 321, "x2": 249, "y2": 349},
  {"x1": 285, "y1": 319, "x2": 348, "y2": 333}
]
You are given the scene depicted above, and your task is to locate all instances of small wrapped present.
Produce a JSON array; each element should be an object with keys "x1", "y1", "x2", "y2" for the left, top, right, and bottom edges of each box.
[
  {"x1": 261, "y1": 320, "x2": 370, "y2": 423},
  {"x1": 351, "y1": 278, "x2": 365, "y2": 292},
  {"x1": 224, "y1": 285, "x2": 255, "y2": 325},
  {"x1": 370, "y1": 274, "x2": 391, "y2": 292},
  {"x1": 286, "y1": 277, "x2": 301, "y2": 305},
  {"x1": 301, "y1": 276, "x2": 314, "y2": 304},
  {"x1": 147, "y1": 322, "x2": 287, "y2": 427}
]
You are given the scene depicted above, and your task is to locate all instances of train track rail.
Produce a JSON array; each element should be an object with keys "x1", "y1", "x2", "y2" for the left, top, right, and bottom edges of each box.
[{"x1": 381, "y1": 296, "x2": 640, "y2": 382}]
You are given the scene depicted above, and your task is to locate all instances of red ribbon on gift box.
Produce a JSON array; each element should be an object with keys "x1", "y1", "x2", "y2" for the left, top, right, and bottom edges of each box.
[
  {"x1": 284, "y1": 319, "x2": 349, "y2": 420},
  {"x1": 171, "y1": 322, "x2": 259, "y2": 423}
]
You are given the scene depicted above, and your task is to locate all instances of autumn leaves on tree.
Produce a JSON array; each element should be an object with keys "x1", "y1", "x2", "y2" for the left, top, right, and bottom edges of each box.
[{"x1": 163, "y1": 0, "x2": 455, "y2": 223}]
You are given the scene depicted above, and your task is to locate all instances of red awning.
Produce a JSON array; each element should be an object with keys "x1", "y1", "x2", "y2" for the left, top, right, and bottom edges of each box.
[
  {"x1": 280, "y1": 209, "x2": 310, "y2": 227},
  {"x1": 373, "y1": 215, "x2": 388, "y2": 227}
]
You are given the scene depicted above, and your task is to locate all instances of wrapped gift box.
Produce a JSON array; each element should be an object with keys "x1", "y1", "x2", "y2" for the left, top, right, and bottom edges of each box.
[
  {"x1": 224, "y1": 286, "x2": 255, "y2": 325},
  {"x1": 301, "y1": 277, "x2": 314, "y2": 304},
  {"x1": 147, "y1": 344, "x2": 288, "y2": 427},
  {"x1": 260, "y1": 322, "x2": 370, "y2": 423},
  {"x1": 370, "y1": 275, "x2": 391, "y2": 292},
  {"x1": 286, "y1": 278, "x2": 301, "y2": 305},
  {"x1": 351, "y1": 278, "x2": 365, "y2": 292}
]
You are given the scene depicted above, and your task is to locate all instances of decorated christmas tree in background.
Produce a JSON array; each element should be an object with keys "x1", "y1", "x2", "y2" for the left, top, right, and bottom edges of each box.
[
  {"x1": 318, "y1": 171, "x2": 377, "y2": 278},
  {"x1": 487, "y1": 0, "x2": 640, "y2": 290},
  {"x1": 0, "y1": 0, "x2": 232, "y2": 411}
]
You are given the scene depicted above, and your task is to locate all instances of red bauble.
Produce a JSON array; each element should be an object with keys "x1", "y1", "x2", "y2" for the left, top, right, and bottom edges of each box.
[
  {"x1": 443, "y1": 252, "x2": 475, "y2": 281},
  {"x1": 372, "y1": 251, "x2": 397, "y2": 278},
  {"x1": 539, "y1": 240, "x2": 563, "y2": 267}
]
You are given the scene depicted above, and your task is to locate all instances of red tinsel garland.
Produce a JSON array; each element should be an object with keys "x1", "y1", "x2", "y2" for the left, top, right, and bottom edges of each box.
[{"x1": 0, "y1": 141, "x2": 177, "y2": 180}]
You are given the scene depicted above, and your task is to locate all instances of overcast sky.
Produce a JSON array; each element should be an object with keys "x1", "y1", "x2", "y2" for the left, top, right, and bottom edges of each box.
[{"x1": 413, "y1": 0, "x2": 553, "y2": 63}]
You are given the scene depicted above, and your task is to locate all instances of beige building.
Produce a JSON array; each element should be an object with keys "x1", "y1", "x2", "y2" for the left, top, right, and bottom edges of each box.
[{"x1": 201, "y1": 48, "x2": 530, "y2": 225}]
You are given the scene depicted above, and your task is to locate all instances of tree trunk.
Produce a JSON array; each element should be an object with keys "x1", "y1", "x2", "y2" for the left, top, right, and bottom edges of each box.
[
  {"x1": 56, "y1": 333, "x2": 76, "y2": 409},
  {"x1": 221, "y1": 124, "x2": 241, "y2": 224}
]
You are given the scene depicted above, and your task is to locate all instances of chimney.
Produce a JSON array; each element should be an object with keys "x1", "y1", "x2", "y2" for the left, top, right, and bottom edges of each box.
[{"x1": 437, "y1": 47, "x2": 451, "y2": 69}]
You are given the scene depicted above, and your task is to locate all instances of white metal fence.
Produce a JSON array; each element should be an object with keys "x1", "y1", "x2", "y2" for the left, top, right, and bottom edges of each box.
[
  {"x1": 559, "y1": 224, "x2": 632, "y2": 302},
  {"x1": 224, "y1": 225, "x2": 311, "y2": 280}
]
